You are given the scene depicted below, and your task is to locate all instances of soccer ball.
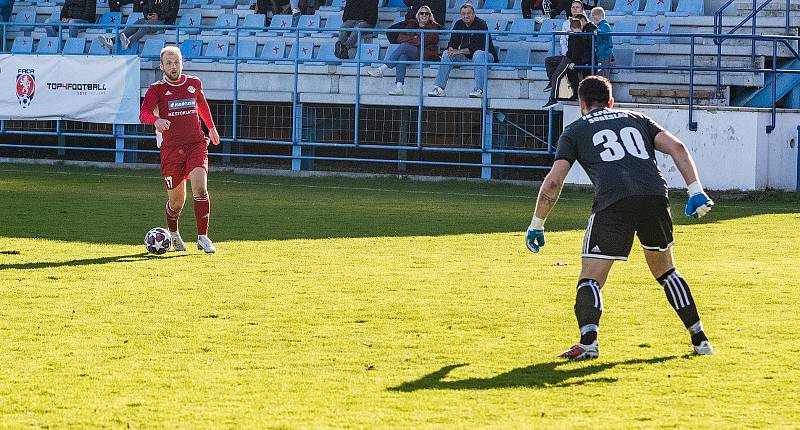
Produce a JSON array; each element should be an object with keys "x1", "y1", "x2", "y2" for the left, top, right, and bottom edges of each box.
[{"x1": 144, "y1": 227, "x2": 172, "y2": 255}]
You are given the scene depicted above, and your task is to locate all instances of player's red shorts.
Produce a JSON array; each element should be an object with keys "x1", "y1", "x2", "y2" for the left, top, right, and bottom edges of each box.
[{"x1": 160, "y1": 139, "x2": 209, "y2": 190}]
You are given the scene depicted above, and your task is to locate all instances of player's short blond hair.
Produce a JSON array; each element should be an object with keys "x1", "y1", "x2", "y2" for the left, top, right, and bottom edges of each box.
[
  {"x1": 591, "y1": 6, "x2": 605, "y2": 19},
  {"x1": 160, "y1": 45, "x2": 182, "y2": 62}
]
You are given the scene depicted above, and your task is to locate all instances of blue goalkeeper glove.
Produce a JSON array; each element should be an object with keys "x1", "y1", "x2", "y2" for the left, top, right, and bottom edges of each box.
[
  {"x1": 526, "y1": 216, "x2": 546, "y2": 253},
  {"x1": 685, "y1": 181, "x2": 714, "y2": 218}
]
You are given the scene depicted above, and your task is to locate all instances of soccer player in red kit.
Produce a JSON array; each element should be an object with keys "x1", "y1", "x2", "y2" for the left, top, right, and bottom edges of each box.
[{"x1": 140, "y1": 46, "x2": 220, "y2": 253}]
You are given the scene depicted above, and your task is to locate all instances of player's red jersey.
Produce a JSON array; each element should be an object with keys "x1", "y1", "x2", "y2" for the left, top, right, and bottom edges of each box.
[{"x1": 139, "y1": 74, "x2": 215, "y2": 147}]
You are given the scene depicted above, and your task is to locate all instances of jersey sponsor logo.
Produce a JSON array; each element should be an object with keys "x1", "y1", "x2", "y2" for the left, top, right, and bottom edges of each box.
[
  {"x1": 168, "y1": 98, "x2": 197, "y2": 110},
  {"x1": 583, "y1": 110, "x2": 629, "y2": 124},
  {"x1": 15, "y1": 69, "x2": 36, "y2": 108}
]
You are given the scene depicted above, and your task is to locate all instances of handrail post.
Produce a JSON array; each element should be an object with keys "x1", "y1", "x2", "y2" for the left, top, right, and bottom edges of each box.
[
  {"x1": 768, "y1": 38, "x2": 777, "y2": 133},
  {"x1": 416, "y1": 27, "x2": 424, "y2": 150},
  {"x1": 689, "y1": 36, "x2": 698, "y2": 131},
  {"x1": 481, "y1": 27, "x2": 491, "y2": 179},
  {"x1": 230, "y1": 26, "x2": 240, "y2": 163},
  {"x1": 751, "y1": 0, "x2": 757, "y2": 67},
  {"x1": 354, "y1": 27, "x2": 361, "y2": 147}
]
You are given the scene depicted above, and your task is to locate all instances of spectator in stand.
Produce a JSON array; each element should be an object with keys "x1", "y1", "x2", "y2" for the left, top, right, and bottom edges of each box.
[
  {"x1": 335, "y1": 0, "x2": 378, "y2": 59},
  {"x1": 546, "y1": 0, "x2": 572, "y2": 18},
  {"x1": 542, "y1": 18, "x2": 590, "y2": 108},
  {"x1": 99, "y1": 0, "x2": 179, "y2": 50},
  {"x1": 591, "y1": 6, "x2": 613, "y2": 77},
  {"x1": 0, "y1": 0, "x2": 14, "y2": 23},
  {"x1": 368, "y1": 5, "x2": 439, "y2": 95},
  {"x1": 427, "y1": 3, "x2": 498, "y2": 98},
  {"x1": 404, "y1": 0, "x2": 445, "y2": 29},
  {"x1": 45, "y1": 0, "x2": 96, "y2": 38},
  {"x1": 542, "y1": 0, "x2": 584, "y2": 88},
  {"x1": 254, "y1": 0, "x2": 290, "y2": 19},
  {"x1": 109, "y1": 0, "x2": 145, "y2": 14}
]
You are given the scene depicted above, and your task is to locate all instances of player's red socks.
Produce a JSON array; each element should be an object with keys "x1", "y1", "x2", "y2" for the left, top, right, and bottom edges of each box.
[
  {"x1": 193, "y1": 194, "x2": 210, "y2": 236},
  {"x1": 166, "y1": 201, "x2": 181, "y2": 233}
]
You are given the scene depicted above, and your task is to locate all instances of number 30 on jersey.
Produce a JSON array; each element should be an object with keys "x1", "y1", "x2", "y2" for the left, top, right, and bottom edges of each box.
[{"x1": 592, "y1": 127, "x2": 649, "y2": 162}]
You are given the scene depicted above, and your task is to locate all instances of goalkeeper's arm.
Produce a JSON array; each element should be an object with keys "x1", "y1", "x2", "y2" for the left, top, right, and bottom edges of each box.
[
  {"x1": 654, "y1": 130, "x2": 713, "y2": 218},
  {"x1": 526, "y1": 160, "x2": 570, "y2": 253}
]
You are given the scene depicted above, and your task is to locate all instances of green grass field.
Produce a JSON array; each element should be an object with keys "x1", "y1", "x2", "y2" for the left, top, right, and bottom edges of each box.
[{"x1": 1, "y1": 163, "x2": 799, "y2": 429}]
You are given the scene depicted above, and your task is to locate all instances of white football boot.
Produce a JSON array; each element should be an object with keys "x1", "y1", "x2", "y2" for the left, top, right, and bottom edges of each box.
[
  {"x1": 170, "y1": 232, "x2": 186, "y2": 252},
  {"x1": 693, "y1": 340, "x2": 714, "y2": 355},
  {"x1": 196, "y1": 235, "x2": 216, "y2": 254}
]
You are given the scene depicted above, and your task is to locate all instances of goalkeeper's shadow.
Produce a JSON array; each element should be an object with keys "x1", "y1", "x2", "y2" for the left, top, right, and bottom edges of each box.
[{"x1": 387, "y1": 355, "x2": 678, "y2": 392}]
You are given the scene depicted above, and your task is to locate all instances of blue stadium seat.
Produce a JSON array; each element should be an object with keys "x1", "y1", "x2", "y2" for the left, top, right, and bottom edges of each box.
[
  {"x1": 205, "y1": 13, "x2": 238, "y2": 35},
  {"x1": 485, "y1": 17, "x2": 508, "y2": 34},
  {"x1": 250, "y1": 40, "x2": 286, "y2": 63},
  {"x1": 282, "y1": 41, "x2": 314, "y2": 64},
  {"x1": 634, "y1": 15, "x2": 669, "y2": 44},
  {"x1": 495, "y1": 18, "x2": 536, "y2": 42},
  {"x1": 634, "y1": 0, "x2": 672, "y2": 15},
  {"x1": 477, "y1": 0, "x2": 509, "y2": 13},
  {"x1": 12, "y1": 8, "x2": 36, "y2": 32},
  {"x1": 314, "y1": 14, "x2": 342, "y2": 38},
  {"x1": 35, "y1": 36, "x2": 60, "y2": 53},
  {"x1": 220, "y1": 39, "x2": 257, "y2": 63},
  {"x1": 187, "y1": 0, "x2": 208, "y2": 7},
  {"x1": 125, "y1": 12, "x2": 144, "y2": 24},
  {"x1": 341, "y1": 42, "x2": 379, "y2": 66},
  {"x1": 140, "y1": 38, "x2": 165, "y2": 59},
  {"x1": 667, "y1": 0, "x2": 703, "y2": 16},
  {"x1": 179, "y1": 39, "x2": 203, "y2": 59},
  {"x1": 610, "y1": 47, "x2": 634, "y2": 74},
  {"x1": 63, "y1": 37, "x2": 87, "y2": 54},
  {"x1": 495, "y1": 45, "x2": 531, "y2": 70},
  {"x1": 319, "y1": 0, "x2": 344, "y2": 11},
  {"x1": 11, "y1": 36, "x2": 34, "y2": 53},
  {"x1": 611, "y1": 18, "x2": 638, "y2": 44},
  {"x1": 533, "y1": 18, "x2": 563, "y2": 42},
  {"x1": 297, "y1": 14, "x2": 321, "y2": 36},
  {"x1": 165, "y1": 12, "x2": 202, "y2": 35},
  {"x1": 240, "y1": 14, "x2": 267, "y2": 35},
  {"x1": 607, "y1": 0, "x2": 641, "y2": 15},
  {"x1": 194, "y1": 39, "x2": 229, "y2": 62},
  {"x1": 268, "y1": 14, "x2": 294, "y2": 35},
  {"x1": 202, "y1": 0, "x2": 237, "y2": 8},
  {"x1": 86, "y1": 12, "x2": 124, "y2": 34},
  {"x1": 88, "y1": 37, "x2": 111, "y2": 54},
  {"x1": 311, "y1": 41, "x2": 339, "y2": 64},
  {"x1": 384, "y1": 0, "x2": 406, "y2": 10}
]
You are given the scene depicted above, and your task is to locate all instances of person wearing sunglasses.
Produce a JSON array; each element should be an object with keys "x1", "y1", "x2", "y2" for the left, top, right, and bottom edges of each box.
[{"x1": 368, "y1": 6, "x2": 440, "y2": 95}]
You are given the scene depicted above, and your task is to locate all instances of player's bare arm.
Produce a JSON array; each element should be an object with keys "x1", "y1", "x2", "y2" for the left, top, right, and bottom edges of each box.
[
  {"x1": 654, "y1": 130, "x2": 714, "y2": 218},
  {"x1": 533, "y1": 159, "x2": 571, "y2": 221}
]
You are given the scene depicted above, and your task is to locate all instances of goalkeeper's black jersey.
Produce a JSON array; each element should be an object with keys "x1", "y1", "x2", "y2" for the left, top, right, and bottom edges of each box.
[{"x1": 554, "y1": 108, "x2": 669, "y2": 213}]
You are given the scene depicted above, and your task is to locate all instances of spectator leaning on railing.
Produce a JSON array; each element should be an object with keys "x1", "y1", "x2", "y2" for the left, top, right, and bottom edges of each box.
[
  {"x1": 0, "y1": 0, "x2": 14, "y2": 23},
  {"x1": 45, "y1": 0, "x2": 96, "y2": 38},
  {"x1": 368, "y1": 5, "x2": 440, "y2": 96},
  {"x1": 428, "y1": 3, "x2": 498, "y2": 98},
  {"x1": 591, "y1": 6, "x2": 613, "y2": 77},
  {"x1": 335, "y1": 0, "x2": 378, "y2": 59},
  {"x1": 404, "y1": 0, "x2": 445, "y2": 29},
  {"x1": 99, "y1": 0, "x2": 179, "y2": 50}
]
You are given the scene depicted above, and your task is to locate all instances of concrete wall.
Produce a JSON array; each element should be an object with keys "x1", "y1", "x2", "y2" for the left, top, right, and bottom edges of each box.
[{"x1": 562, "y1": 104, "x2": 800, "y2": 191}]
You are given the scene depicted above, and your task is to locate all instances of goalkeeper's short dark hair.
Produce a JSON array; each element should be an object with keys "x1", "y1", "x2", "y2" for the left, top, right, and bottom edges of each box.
[{"x1": 578, "y1": 75, "x2": 613, "y2": 108}]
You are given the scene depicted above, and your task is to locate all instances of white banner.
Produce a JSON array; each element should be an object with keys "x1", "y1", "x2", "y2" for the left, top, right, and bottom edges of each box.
[{"x1": 0, "y1": 54, "x2": 141, "y2": 124}]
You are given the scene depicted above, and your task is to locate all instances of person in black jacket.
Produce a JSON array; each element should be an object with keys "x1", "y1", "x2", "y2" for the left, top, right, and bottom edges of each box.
[
  {"x1": 45, "y1": 0, "x2": 96, "y2": 38},
  {"x1": 109, "y1": 0, "x2": 145, "y2": 14},
  {"x1": 404, "y1": 0, "x2": 445, "y2": 29},
  {"x1": 99, "y1": 0, "x2": 179, "y2": 50},
  {"x1": 427, "y1": 3, "x2": 499, "y2": 98},
  {"x1": 543, "y1": 18, "x2": 590, "y2": 108},
  {"x1": 335, "y1": 0, "x2": 378, "y2": 59}
]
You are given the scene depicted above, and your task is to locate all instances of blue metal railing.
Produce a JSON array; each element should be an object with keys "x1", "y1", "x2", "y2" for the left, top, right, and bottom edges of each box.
[{"x1": 1, "y1": 19, "x2": 799, "y2": 173}]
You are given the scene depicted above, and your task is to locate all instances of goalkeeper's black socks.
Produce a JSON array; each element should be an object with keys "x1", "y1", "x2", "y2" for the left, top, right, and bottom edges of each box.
[
  {"x1": 658, "y1": 269, "x2": 708, "y2": 346},
  {"x1": 575, "y1": 278, "x2": 603, "y2": 345}
]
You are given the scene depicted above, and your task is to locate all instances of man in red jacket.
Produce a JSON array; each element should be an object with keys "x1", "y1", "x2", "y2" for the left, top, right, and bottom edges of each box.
[{"x1": 140, "y1": 46, "x2": 220, "y2": 253}]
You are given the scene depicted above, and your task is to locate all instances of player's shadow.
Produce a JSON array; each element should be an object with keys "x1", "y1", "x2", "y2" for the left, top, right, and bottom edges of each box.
[
  {"x1": 0, "y1": 252, "x2": 189, "y2": 270},
  {"x1": 389, "y1": 355, "x2": 678, "y2": 392}
]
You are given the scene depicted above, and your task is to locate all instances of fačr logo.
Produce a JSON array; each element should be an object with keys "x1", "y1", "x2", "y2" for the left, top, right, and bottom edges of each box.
[{"x1": 16, "y1": 69, "x2": 36, "y2": 108}]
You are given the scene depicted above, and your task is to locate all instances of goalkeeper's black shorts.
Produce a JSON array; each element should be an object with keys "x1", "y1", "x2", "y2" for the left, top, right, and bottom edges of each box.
[{"x1": 581, "y1": 195, "x2": 674, "y2": 261}]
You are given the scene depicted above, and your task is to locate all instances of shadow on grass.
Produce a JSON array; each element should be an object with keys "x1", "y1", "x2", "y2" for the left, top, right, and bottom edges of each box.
[
  {"x1": 0, "y1": 252, "x2": 189, "y2": 270},
  {"x1": 389, "y1": 355, "x2": 678, "y2": 392}
]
